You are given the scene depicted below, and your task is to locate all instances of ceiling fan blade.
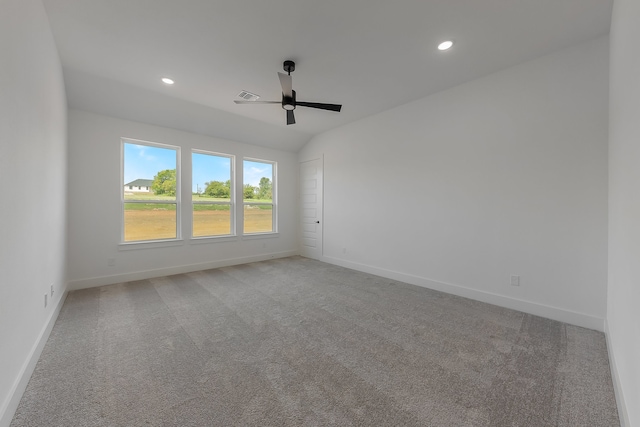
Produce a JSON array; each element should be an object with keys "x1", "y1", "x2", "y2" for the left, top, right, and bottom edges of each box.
[
  {"x1": 278, "y1": 72, "x2": 293, "y2": 97},
  {"x1": 234, "y1": 100, "x2": 280, "y2": 104},
  {"x1": 296, "y1": 101, "x2": 342, "y2": 112},
  {"x1": 287, "y1": 110, "x2": 295, "y2": 125}
]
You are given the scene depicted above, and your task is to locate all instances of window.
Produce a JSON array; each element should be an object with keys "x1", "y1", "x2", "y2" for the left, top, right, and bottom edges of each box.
[
  {"x1": 192, "y1": 151, "x2": 234, "y2": 237},
  {"x1": 122, "y1": 139, "x2": 180, "y2": 242},
  {"x1": 243, "y1": 158, "x2": 276, "y2": 234}
]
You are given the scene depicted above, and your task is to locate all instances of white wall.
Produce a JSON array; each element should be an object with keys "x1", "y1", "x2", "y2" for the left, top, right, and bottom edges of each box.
[
  {"x1": 0, "y1": 0, "x2": 68, "y2": 425},
  {"x1": 607, "y1": 0, "x2": 640, "y2": 424},
  {"x1": 300, "y1": 36, "x2": 609, "y2": 331},
  {"x1": 67, "y1": 110, "x2": 298, "y2": 289}
]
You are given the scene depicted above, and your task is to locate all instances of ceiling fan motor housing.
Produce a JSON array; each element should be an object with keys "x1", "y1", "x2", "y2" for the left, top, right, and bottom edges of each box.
[
  {"x1": 283, "y1": 60, "x2": 295, "y2": 74},
  {"x1": 282, "y1": 89, "x2": 296, "y2": 110}
]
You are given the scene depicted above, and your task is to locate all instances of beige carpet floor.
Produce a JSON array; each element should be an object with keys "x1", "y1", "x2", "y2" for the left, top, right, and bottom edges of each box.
[{"x1": 12, "y1": 256, "x2": 620, "y2": 426}]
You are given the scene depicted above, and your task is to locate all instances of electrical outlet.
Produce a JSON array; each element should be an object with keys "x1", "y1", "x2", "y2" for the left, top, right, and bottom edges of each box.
[
  {"x1": 510, "y1": 275, "x2": 520, "y2": 286},
  {"x1": 50, "y1": 284, "x2": 54, "y2": 297},
  {"x1": 107, "y1": 258, "x2": 116, "y2": 267},
  {"x1": 342, "y1": 248, "x2": 347, "y2": 254},
  {"x1": 44, "y1": 293, "x2": 48, "y2": 308}
]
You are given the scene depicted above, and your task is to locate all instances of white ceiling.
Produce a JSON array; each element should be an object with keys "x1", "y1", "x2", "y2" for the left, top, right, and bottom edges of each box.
[{"x1": 42, "y1": 0, "x2": 612, "y2": 152}]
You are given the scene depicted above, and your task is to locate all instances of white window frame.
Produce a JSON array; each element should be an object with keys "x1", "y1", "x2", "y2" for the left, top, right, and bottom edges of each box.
[
  {"x1": 191, "y1": 150, "x2": 236, "y2": 239},
  {"x1": 243, "y1": 157, "x2": 277, "y2": 235},
  {"x1": 121, "y1": 138, "x2": 181, "y2": 244}
]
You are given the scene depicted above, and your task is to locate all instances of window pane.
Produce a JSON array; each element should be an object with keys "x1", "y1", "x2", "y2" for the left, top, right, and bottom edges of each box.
[
  {"x1": 193, "y1": 204, "x2": 231, "y2": 237},
  {"x1": 243, "y1": 160, "x2": 273, "y2": 203},
  {"x1": 123, "y1": 140, "x2": 179, "y2": 243},
  {"x1": 244, "y1": 204, "x2": 273, "y2": 233},
  {"x1": 192, "y1": 152, "x2": 233, "y2": 237},
  {"x1": 124, "y1": 143, "x2": 177, "y2": 201},
  {"x1": 193, "y1": 152, "x2": 231, "y2": 200},
  {"x1": 124, "y1": 203, "x2": 176, "y2": 241},
  {"x1": 243, "y1": 159, "x2": 275, "y2": 234}
]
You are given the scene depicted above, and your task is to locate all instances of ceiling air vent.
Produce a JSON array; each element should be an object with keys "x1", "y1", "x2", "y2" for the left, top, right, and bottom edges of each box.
[{"x1": 237, "y1": 90, "x2": 260, "y2": 101}]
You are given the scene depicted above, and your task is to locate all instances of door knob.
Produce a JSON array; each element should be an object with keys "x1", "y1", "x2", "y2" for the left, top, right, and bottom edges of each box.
[{"x1": 315, "y1": 221, "x2": 320, "y2": 224}]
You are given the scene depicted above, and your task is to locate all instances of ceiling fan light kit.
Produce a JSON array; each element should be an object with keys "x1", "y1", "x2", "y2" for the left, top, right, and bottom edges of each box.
[{"x1": 235, "y1": 60, "x2": 342, "y2": 125}]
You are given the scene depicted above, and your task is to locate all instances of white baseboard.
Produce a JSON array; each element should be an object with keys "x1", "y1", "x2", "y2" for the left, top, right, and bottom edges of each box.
[
  {"x1": 321, "y1": 255, "x2": 605, "y2": 332},
  {"x1": 605, "y1": 320, "x2": 630, "y2": 427},
  {"x1": 0, "y1": 290, "x2": 68, "y2": 427},
  {"x1": 68, "y1": 250, "x2": 299, "y2": 290}
]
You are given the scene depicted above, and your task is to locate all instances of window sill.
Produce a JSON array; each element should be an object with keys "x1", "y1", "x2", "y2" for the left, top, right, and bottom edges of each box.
[
  {"x1": 118, "y1": 239, "x2": 184, "y2": 251},
  {"x1": 241, "y1": 232, "x2": 279, "y2": 240},
  {"x1": 190, "y1": 235, "x2": 238, "y2": 245}
]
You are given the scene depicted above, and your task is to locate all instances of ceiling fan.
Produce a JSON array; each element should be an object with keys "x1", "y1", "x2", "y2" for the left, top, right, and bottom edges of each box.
[{"x1": 234, "y1": 60, "x2": 342, "y2": 125}]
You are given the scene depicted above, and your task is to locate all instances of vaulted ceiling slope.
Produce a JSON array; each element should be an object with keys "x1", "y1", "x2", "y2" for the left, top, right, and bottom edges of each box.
[{"x1": 43, "y1": 0, "x2": 612, "y2": 152}]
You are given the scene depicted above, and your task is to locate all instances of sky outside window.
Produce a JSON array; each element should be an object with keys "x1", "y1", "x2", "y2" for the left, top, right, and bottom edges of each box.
[
  {"x1": 244, "y1": 160, "x2": 273, "y2": 187},
  {"x1": 124, "y1": 142, "x2": 176, "y2": 184},
  {"x1": 192, "y1": 153, "x2": 231, "y2": 194}
]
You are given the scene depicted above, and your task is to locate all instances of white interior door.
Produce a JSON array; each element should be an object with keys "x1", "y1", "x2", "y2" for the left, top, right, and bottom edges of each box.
[{"x1": 300, "y1": 158, "x2": 323, "y2": 259}]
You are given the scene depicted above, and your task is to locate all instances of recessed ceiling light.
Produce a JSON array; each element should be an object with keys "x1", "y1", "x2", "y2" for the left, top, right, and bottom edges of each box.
[
  {"x1": 161, "y1": 77, "x2": 175, "y2": 85},
  {"x1": 438, "y1": 40, "x2": 454, "y2": 51}
]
